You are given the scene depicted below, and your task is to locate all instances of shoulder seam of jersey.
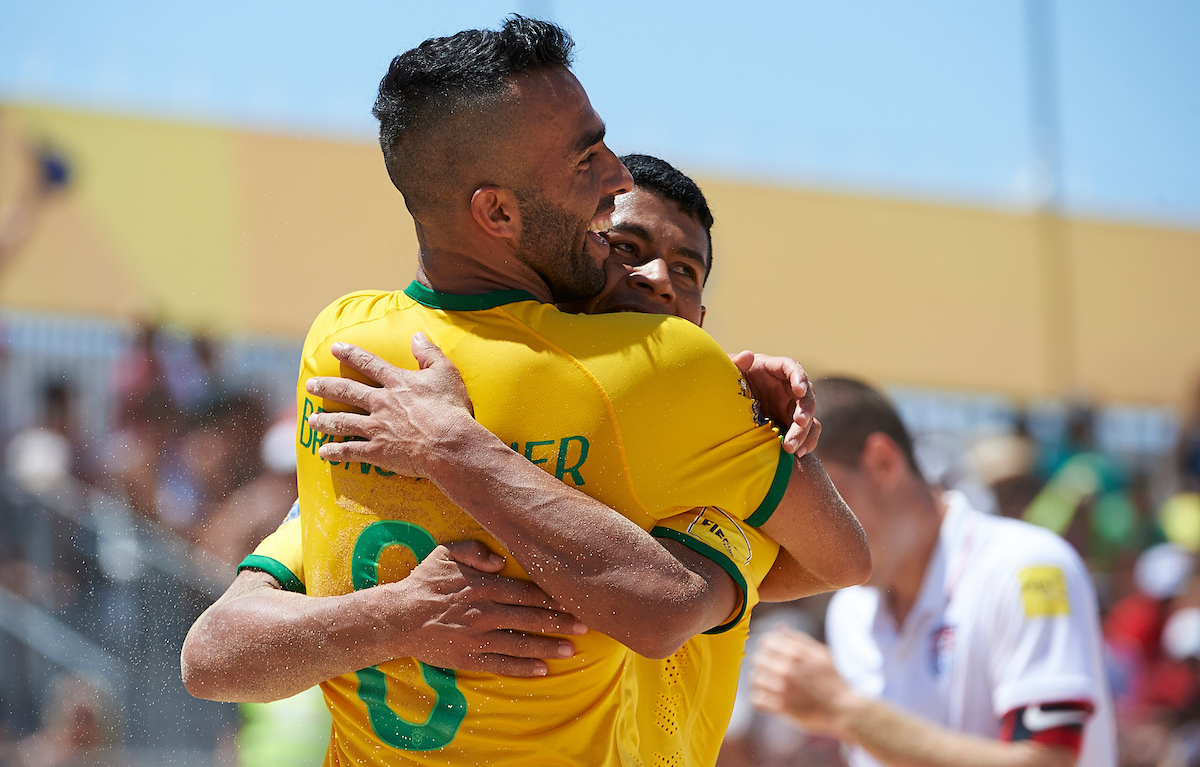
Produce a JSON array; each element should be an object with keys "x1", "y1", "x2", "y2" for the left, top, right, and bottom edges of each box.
[
  {"x1": 745, "y1": 447, "x2": 793, "y2": 527},
  {"x1": 496, "y1": 303, "x2": 653, "y2": 520},
  {"x1": 238, "y1": 555, "x2": 306, "y2": 594},
  {"x1": 301, "y1": 290, "x2": 412, "y2": 371},
  {"x1": 651, "y1": 526, "x2": 750, "y2": 634},
  {"x1": 403, "y1": 280, "x2": 539, "y2": 310}
]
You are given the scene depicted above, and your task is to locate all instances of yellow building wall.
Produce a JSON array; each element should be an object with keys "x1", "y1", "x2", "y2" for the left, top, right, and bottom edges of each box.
[
  {"x1": 1, "y1": 104, "x2": 1197, "y2": 406},
  {"x1": 699, "y1": 182, "x2": 1200, "y2": 407}
]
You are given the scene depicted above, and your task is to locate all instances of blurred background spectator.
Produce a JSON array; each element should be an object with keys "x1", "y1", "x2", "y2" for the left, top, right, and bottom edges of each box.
[
  {"x1": 718, "y1": 385, "x2": 1200, "y2": 767},
  {"x1": 8, "y1": 674, "x2": 124, "y2": 767}
]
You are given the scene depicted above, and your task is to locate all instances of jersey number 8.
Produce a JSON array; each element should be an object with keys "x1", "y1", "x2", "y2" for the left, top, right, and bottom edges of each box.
[{"x1": 351, "y1": 521, "x2": 467, "y2": 750}]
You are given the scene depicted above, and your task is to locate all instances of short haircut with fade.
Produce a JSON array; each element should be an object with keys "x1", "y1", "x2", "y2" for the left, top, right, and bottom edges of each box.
[
  {"x1": 813, "y1": 376, "x2": 923, "y2": 478},
  {"x1": 372, "y1": 16, "x2": 574, "y2": 218},
  {"x1": 619, "y1": 154, "x2": 715, "y2": 284}
]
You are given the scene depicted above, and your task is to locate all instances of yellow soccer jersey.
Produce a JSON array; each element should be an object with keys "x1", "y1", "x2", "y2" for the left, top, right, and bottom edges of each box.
[
  {"x1": 239, "y1": 502, "x2": 777, "y2": 767},
  {"x1": 621, "y1": 508, "x2": 780, "y2": 767},
  {"x1": 242, "y1": 504, "x2": 777, "y2": 767},
  {"x1": 295, "y1": 283, "x2": 790, "y2": 767},
  {"x1": 239, "y1": 501, "x2": 305, "y2": 593}
]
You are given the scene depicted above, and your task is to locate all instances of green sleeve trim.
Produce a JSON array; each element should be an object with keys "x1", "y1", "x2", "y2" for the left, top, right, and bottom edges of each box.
[
  {"x1": 238, "y1": 555, "x2": 306, "y2": 595},
  {"x1": 746, "y1": 446, "x2": 793, "y2": 528},
  {"x1": 651, "y1": 527, "x2": 749, "y2": 635},
  {"x1": 403, "y1": 280, "x2": 539, "y2": 310}
]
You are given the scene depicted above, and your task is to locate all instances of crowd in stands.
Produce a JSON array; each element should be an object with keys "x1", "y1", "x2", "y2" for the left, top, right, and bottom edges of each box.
[
  {"x1": 6, "y1": 322, "x2": 297, "y2": 569},
  {"x1": 0, "y1": 321, "x2": 296, "y2": 766},
  {"x1": 0, "y1": 315, "x2": 1199, "y2": 767}
]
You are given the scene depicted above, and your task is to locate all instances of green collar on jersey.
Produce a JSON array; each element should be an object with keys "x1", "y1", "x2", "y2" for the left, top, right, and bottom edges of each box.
[{"x1": 403, "y1": 280, "x2": 539, "y2": 311}]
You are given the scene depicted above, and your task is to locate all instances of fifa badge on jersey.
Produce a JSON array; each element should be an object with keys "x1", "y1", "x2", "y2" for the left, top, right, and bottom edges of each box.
[
  {"x1": 929, "y1": 624, "x2": 956, "y2": 677},
  {"x1": 736, "y1": 377, "x2": 771, "y2": 427},
  {"x1": 1018, "y1": 566, "x2": 1070, "y2": 618}
]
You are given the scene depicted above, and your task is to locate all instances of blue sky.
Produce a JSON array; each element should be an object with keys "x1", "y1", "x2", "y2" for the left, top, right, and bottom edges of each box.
[{"x1": 2, "y1": 0, "x2": 1197, "y2": 225}]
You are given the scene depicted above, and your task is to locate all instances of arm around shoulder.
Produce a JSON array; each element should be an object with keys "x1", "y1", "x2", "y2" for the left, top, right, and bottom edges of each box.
[
  {"x1": 182, "y1": 542, "x2": 585, "y2": 702},
  {"x1": 756, "y1": 454, "x2": 871, "y2": 600}
]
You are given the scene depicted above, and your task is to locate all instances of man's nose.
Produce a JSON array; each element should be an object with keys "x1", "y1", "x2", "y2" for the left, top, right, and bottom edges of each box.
[
  {"x1": 601, "y1": 149, "x2": 634, "y2": 197},
  {"x1": 629, "y1": 258, "x2": 675, "y2": 301}
]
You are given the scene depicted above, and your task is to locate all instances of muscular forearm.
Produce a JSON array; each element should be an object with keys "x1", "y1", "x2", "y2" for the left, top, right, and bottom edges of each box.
[
  {"x1": 838, "y1": 696, "x2": 1076, "y2": 767},
  {"x1": 423, "y1": 420, "x2": 735, "y2": 658},
  {"x1": 182, "y1": 572, "x2": 421, "y2": 703},
  {"x1": 759, "y1": 454, "x2": 871, "y2": 595},
  {"x1": 758, "y1": 549, "x2": 843, "y2": 602}
]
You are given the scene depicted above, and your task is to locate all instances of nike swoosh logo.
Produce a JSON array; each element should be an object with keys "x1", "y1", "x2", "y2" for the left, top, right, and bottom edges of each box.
[{"x1": 1022, "y1": 706, "x2": 1088, "y2": 732}]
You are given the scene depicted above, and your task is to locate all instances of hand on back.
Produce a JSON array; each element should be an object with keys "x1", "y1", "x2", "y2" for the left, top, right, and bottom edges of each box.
[
  {"x1": 382, "y1": 540, "x2": 588, "y2": 677},
  {"x1": 305, "y1": 333, "x2": 474, "y2": 477},
  {"x1": 730, "y1": 351, "x2": 820, "y2": 456}
]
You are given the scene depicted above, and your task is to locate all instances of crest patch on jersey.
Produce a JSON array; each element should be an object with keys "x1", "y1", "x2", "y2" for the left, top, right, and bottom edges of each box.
[
  {"x1": 929, "y1": 623, "x2": 956, "y2": 677},
  {"x1": 1018, "y1": 565, "x2": 1070, "y2": 618},
  {"x1": 282, "y1": 500, "x2": 300, "y2": 525},
  {"x1": 736, "y1": 376, "x2": 771, "y2": 428}
]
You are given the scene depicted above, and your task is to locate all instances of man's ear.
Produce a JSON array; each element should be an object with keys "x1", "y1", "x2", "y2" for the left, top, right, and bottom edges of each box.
[
  {"x1": 470, "y1": 185, "x2": 520, "y2": 243},
  {"x1": 698, "y1": 305, "x2": 707, "y2": 328},
  {"x1": 860, "y1": 432, "x2": 907, "y2": 490}
]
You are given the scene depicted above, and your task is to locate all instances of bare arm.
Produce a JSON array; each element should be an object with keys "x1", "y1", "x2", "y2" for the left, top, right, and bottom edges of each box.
[
  {"x1": 181, "y1": 541, "x2": 586, "y2": 702},
  {"x1": 754, "y1": 453, "x2": 871, "y2": 600},
  {"x1": 310, "y1": 348, "x2": 737, "y2": 657},
  {"x1": 306, "y1": 338, "x2": 742, "y2": 658},
  {"x1": 751, "y1": 627, "x2": 1076, "y2": 767},
  {"x1": 729, "y1": 352, "x2": 868, "y2": 601},
  {"x1": 409, "y1": 429, "x2": 740, "y2": 658},
  {"x1": 756, "y1": 548, "x2": 839, "y2": 602}
]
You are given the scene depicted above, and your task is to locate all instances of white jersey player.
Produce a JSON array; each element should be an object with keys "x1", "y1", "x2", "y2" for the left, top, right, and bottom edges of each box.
[{"x1": 752, "y1": 377, "x2": 1116, "y2": 767}]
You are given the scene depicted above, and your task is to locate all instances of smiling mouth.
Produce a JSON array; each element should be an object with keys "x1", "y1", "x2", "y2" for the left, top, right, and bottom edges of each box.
[
  {"x1": 588, "y1": 195, "x2": 617, "y2": 235},
  {"x1": 588, "y1": 214, "x2": 613, "y2": 234}
]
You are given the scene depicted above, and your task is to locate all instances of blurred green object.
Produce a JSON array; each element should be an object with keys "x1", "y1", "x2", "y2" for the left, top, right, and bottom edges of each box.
[
  {"x1": 1092, "y1": 492, "x2": 1138, "y2": 546},
  {"x1": 238, "y1": 685, "x2": 332, "y2": 766},
  {"x1": 1023, "y1": 450, "x2": 1145, "y2": 566},
  {"x1": 1160, "y1": 492, "x2": 1200, "y2": 552},
  {"x1": 1024, "y1": 452, "x2": 1116, "y2": 534}
]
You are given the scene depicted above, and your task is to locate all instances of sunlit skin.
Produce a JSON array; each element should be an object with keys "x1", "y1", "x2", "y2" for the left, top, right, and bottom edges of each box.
[
  {"x1": 821, "y1": 460, "x2": 900, "y2": 588},
  {"x1": 557, "y1": 184, "x2": 818, "y2": 459},
  {"x1": 560, "y1": 187, "x2": 709, "y2": 326},
  {"x1": 502, "y1": 68, "x2": 632, "y2": 301}
]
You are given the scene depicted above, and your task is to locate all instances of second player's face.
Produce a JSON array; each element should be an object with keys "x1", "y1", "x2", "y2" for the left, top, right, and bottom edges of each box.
[{"x1": 572, "y1": 188, "x2": 709, "y2": 325}]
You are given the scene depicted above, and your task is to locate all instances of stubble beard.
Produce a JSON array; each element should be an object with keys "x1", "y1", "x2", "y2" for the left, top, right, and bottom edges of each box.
[{"x1": 515, "y1": 190, "x2": 606, "y2": 304}]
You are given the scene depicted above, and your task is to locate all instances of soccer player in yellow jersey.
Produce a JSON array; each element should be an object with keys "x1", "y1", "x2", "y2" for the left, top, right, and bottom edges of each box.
[
  {"x1": 186, "y1": 153, "x2": 799, "y2": 766},
  {"x1": 186, "y1": 17, "x2": 869, "y2": 766}
]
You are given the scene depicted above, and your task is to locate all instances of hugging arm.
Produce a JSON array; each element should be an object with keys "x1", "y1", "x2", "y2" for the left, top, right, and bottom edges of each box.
[
  {"x1": 754, "y1": 452, "x2": 870, "y2": 601},
  {"x1": 181, "y1": 540, "x2": 583, "y2": 702},
  {"x1": 308, "y1": 338, "x2": 735, "y2": 658},
  {"x1": 723, "y1": 356, "x2": 869, "y2": 601},
  {"x1": 307, "y1": 337, "x2": 865, "y2": 656}
]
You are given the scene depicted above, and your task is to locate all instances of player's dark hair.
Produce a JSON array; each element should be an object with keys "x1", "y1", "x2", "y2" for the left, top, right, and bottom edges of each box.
[
  {"x1": 619, "y1": 153, "x2": 715, "y2": 284},
  {"x1": 372, "y1": 16, "x2": 574, "y2": 215},
  {"x1": 813, "y1": 377, "x2": 922, "y2": 478}
]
